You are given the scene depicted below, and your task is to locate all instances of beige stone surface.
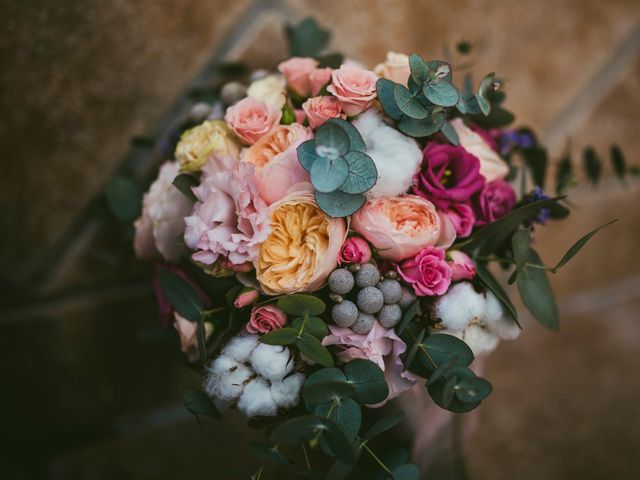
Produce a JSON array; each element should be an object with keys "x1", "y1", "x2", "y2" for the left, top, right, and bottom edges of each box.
[{"x1": 0, "y1": 0, "x2": 251, "y2": 281}]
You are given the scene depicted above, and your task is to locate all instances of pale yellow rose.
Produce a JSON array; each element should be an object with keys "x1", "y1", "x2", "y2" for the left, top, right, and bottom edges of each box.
[
  {"x1": 175, "y1": 120, "x2": 240, "y2": 172},
  {"x1": 374, "y1": 52, "x2": 411, "y2": 85},
  {"x1": 247, "y1": 75, "x2": 287, "y2": 110},
  {"x1": 256, "y1": 185, "x2": 346, "y2": 295}
]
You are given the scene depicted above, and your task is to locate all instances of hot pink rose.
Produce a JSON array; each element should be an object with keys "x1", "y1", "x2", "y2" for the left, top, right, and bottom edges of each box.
[
  {"x1": 326, "y1": 64, "x2": 378, "y2": 116},
  {"x1": 448, "y1": 250, "x2": 476, "y2": 281},
  {"x1": 247, "y1": 305, "x2": 287, "y2": 334},
  {"x1": 277, "y1": 57, "x2": 319, "y2": 96},
  {"x1": 397, "y1": 246, "x2": 452, "y2": 297},
  {"x1": 309, "y1": 67, "x2": 333, "y2": 95},
  {"x1": 302, "y1": 96, "x2": 345, "y2": 128},
  {"x1": 224, "y1": 97, "x2": 281, "y2": 145},
  {"x1": 445, "y1": 203, "x2": 476, "y2": 238},
  {"x1": 351, "y1": 195, "x2": 442, "y2": 261},
  {"x1": 323, "y1": 322, "x2": 416, "y2": 406},
  {"x1": 234, "y1": 288, "x2": 259, "y2": 308},
  {"x1": 339, "y1": 236, "x2": 372, "y2": 265}
]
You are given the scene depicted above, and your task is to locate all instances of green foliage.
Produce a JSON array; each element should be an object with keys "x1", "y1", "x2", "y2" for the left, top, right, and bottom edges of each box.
[
  {"x1": 105, "y1": 176, "x2": 143, "y2": 222},
  {"x1": 440, "y1": 121, "x2": 460, "y2": 145},
  {"x1": 259, "y1": 327, "x2": 298, "y2": 346},
  {"x1": 516, "y1": 249, "x2": 559, "y2": 331},
  {"x1": 421, "y1": 334, "x2": 474, "y2": 372},
  {"x1": 344, "y1": 359, "x2": 389, "y2": 404},
  {"x1": 277, "y1": 294, "x2": 326, "y2": 316},
  {"x1": 182, "y1": 387, "x2": 219, "y2": 418},
  {"x1": 363, "y1": 411, "x2": 405, "y2": 441},
  {"x1": 475, "y1": 263, "x2": 519, "y2": 324},
  {"x1": 426, "y1": 365, "x2": 487, "y2": 412},
  {"x1": 555, "y1": 152, "x2": 574, "y2": 195},
  {"x1": 297, "y1": 332, "x2": 334, "y2": 367},
  {"x1": 551, "y1": 220, "x2": 617, "y2": 273},
  {"x1": 396, "y1": 300, "x2": 420, "y2": 335},
  {"x1": 376, "y1": 78, "x2": 403, "y2": 120},
  {"x1": 303, "y1": 380, "x2": 357, "y2": 404},
  {"x1": 292, "y1": 316, "x2": 329, "y2": 339},
  {"x1": 315, "y1": 398, "x2": 362, "y2": 439},
  {"x1": 610, "y1": 145, "x2": 626, "y2": 180},
  {"x1": 583, "y1": 147, "x2": 602, "y2": 185},
  {"x1": 248, "y1": 442, "x2": 291, "y2": 465},
  {"x1": 297, "y1": 120, "x2": 376, "y2": 217},
  {"x1": 285, "y1": 18, "x2": 330, "y2": 58},
  {"x1": 172, "y1": 173, "x2": 198, "y2": 202},
  {"x1": 387, "y1": 463, "x2": 421, "y2": 480},
  {"x1": 156, "y1": 268, "x2": 202, "y2": 322},
  {"x1": 523, "y1": 146, "x2": 548, "y2": 190}
]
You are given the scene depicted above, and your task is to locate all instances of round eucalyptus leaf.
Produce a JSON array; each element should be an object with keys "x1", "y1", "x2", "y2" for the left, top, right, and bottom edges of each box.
[
  {"x1": 340, "y1": 152, "x2": 377, "y2": 194},
  {"x1": 426, "y1": 366, "x2": 482, "y2": 413},
  {"x1": 325, "y1": 118, "x2": 367, "y2": 152},
  {"x1": 248, "y1": 441, "x2": 290, "y2": 465},
  {"x1": 298, "y1": 139, "x2": 319, "y2": 172},
  {"x1": 315, "y1": 190, "x2": 366, "y2": 218},
  {"x1": 302, "y1": 380, "x2": 358, "y2": 405},
  {"x1": 421, "y1": 333, "x2": 474, "y2": 371},
  {"x1": 277, "y1": 294, "x2": 326, "y2": 316},
  {"x1": 315, "y1": 122, "x2": 350, "y2": 156},
  {"x1": 408, "y1": 53, "x2": 427, "y2": 84},
  {"x1": 454, "y1": 376, "x2": 493, "y2": 403},
  {"x1": 311, "y1": 155, "x2": 349, "y2": 193},
  {"x1": 393, "y1": 84, "x2": 430, "y2": 120},
  {"x1": 344, "y1": 358, "x2": 389, "y2": 404},
  {"x1": 376, "y1": 78, "x2": 403, "y2": 121},
  {"x1": 423, "y1": 81, "x2": 459, "y2": 107},
  {"x1": 398, "y1": 112, "x2": 445, "y2": 138},
  {"x1": 315, "y1": 397, "x2": 362, "y2": 439},
  {"x1": 305, "y1": 367, "x2": 347, "y2": 387},
  {"x1": 389, "y1": 463, "x2": 421, "y2": 480}
]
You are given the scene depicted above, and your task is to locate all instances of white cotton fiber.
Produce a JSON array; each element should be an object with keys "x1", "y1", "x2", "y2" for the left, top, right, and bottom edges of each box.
[
  {"x1": 215, "y1": 363, "x2": 253, "y2": 402},
  {"x1": 481, "y1": 291, "x2": 521, "y2": 340},
  {"x1": 221, "y1": 334, "x2": 259, "y2": 362},
  {"x1": 352, "y1": 109, "x2": 422, "y2": 198},
  {"x1": 203, "y1": 356, "x2": 238, "y2": 397},
  {"x1": 434, "y1": 282, "x2": 485, "y2": 331},
  {"x1": 271, "y1": 372, "x2": 305, "y2": 409},
  {"x1": 249, "y1": 343, "x2": 293, "y2": 381},
  {"x1": 237, "y1": 377, "x2": 279, "y2": 417},
  {"x1": 462, "y1": 324, "x2": 500, "y2": 356}
]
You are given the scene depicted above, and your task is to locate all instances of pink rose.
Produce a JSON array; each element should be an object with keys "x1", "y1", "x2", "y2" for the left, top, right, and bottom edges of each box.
[
  {"x1": 302, "y1": 96, "x2": 345, "y2": 128},
  {"x1": 339, "y1": 236, "x2": 372, "y2": 265},
  {"x1": 351, "y1": 195, "x2": 442, "y2": 261},
  {"x1": 224, "y1": 97, "x2": 281, "y2": 145},
  {"x1": 473, "y1": 179, "x2": 516, "y2": 227},
  {"x1": 309, "y1": 67, "x2": 333, "y2": 95},
  {"x1": 445, "y1": 203, "x2": 476, "y2": 238},
  {"x1": 277, "y1": 57, "x2": 319, "y2": 97},
  {"x1": 323, "y1": 322, "x2": 416, "y2": 406},
  {"x1": 326, "y1": 64, "x2": 378, "y2": 116},
  {"x1": 234, "y1": 288, "x2": 259, "y2": 308},
  {"x1": 397, "y1": 246, "x2": 452, "y2": 297},
  {"x1": 247, "y1": 305, "x2": 287, "y2": 334},
  {"x1": 450, "y1": 118, "x2": 509, "y2": 182},
  {"x1": 448, "y1": 250, "x2": 476, "y2": 281}
]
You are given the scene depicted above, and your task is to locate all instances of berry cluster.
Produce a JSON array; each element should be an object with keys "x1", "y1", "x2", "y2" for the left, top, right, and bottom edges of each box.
[{"x1": 328, "y1": 263, "x2": 416, "y2": 334}]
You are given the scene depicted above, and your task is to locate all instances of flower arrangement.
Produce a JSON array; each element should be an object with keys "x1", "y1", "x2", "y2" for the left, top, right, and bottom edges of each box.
[{"x1": 129, "y1": 18, "x2": 630, "y2": 479}]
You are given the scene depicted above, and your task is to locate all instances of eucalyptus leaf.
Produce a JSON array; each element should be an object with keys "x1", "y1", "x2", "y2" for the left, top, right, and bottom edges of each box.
[
  {"x1": 156, "y1": 268, "x2": 202, "y2": 322},
  {"x1": 610, "y1": 145, "x2": 626, "y2": 180},
  {"x1": 524, "y1": 146, "x2": 548, "y2": 190},
  {"x1": 516, "y1": 249, "x2": 559, "y2": 331},
  {"x1": 408, "y1": 53, "x2": 427, "y2": 84},
  {"x1": 259, "y1": 327, "x2": 298, "y2": 346},
  {"x1": 440, "y1": 121, "x2": 460, "y2": 145},
  {"x1": 396, "y1": 300, "x2": 420, "y2": 335},
  {"x1": 583, "y1": 147, "x2": 602, "y2": 185},
  {"x1": 475, "y1": 263, "x2": 519, "y2": 324},
  {"x1": 422, "y1": 334, "x2": 474, "y2": 371},
  {"x1": 388, "y1": 463, "x2": 421, "y2": 480},
  {"x1": 426, "y1": 366, "x2": 482, "y2": 413},
  {"x1": 298, "y1": 139, "x2": 319, "y2": 172},
  {"x1": 303, "y1": 380, "x2": 358, "y2": 404},
  {"x1": 315, "y1": 190, "x2": 366, "y2": 217},
  {"x1": 310, "y1": 154, "x2": 349, "y2": 193},
  {"x1": 426, "y1": 60, "x2": 452, "y2": 82},
  {"x1": 326, "y1": 118, "x2": 367, "y2": 152},
  {"x1": 394, "y1": 84, "x2": 430, "y2": 119},
  {"x1": 555, "y1": 153, "x2": 573, "y2": 195},
  {"x1": 340, "y1": 151, "x2": 377, "y2": 194},
  {"x1": 182, "y1": 387, "x2": 219, "y2": 418},
  {"x1": 376, "y1": 78, "x2": 403, "y2": 120},
  {"x1": 454, "y1": 376, "x2": 493, "y2": 403},
  {"x1": 286, "y1": 17, "x2": 330, "y2": 57},
  {"x1": 105, "y1": 176, "x2": 143, "y2": 222},
  {"x1": 292, "y1": 316, "x2": 329, "y2": 339},
  {"x1": 344, "y1": 359, "x2": 388, "y2": 404},
  {"x1": 363, "y1": 411, "x2": 405, "y2": 441},
  {"x1": 172, "y1": 173, "x2": 198, "y2": 202},
  {"x1": 315, "y1": 398, "x2": 361, "y2": 439},
  {"x1": 297, "y1": 333, "x2": 334, "y2": 367},
  {"x1": 512, "y1": 228, "x2": 531, "y2": 274},
  {"x1": 248, "y1": 442, "x2": 290, "y2": 464},
  {"x1": 404, "y1": 328, "x2": 425, "y2": 369},
  {"x1": 278, "y1": 294, "x2": 326, "y2": 316},
  {"x1": 423, "y1": 81, "x2": 459, "y2": 107},
  {"x1": 552, "y1": 220, "x2": 617, "y2": 273},
  {"x1": 477, "y1": 72, "x2": 495, "y2": 115},
  {"x1": 398, "y1": 110, "x2": 445, "y2": 137},
  {"x1": 315, "y1": 122, "x2": 350, "y2": 156}
]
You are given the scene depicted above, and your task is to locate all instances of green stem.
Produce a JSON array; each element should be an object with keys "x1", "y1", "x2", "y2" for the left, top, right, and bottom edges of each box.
[
  {"x1": 252, "y1": 464, "x2": 264, "y2": 480},
  {"x1": 202, "y1": 306, "x2": 226, "y2": 316},
  {"x1": 310, "y1": 398, "x2": 338, "y2": 447},
  {"x1": 296, "y1": 312, "x2": 309, "y2": 339},
  {"x1": 361, "y1": 442, "x2": 394, "y2": 477},
  {"x1": 301, "y1": 444, "x2": 312, "y2": 471},
  {"x1": 452, "y1": 414, "x2": 470, "y2": 480}
]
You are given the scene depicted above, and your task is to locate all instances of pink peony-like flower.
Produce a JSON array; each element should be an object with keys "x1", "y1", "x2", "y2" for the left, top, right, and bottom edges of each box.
[
  {"x1": 339, "y1": 236, "x2": 372, "y2": 265},
  {"x1": 219, "y1": 257, "x2": 253, "y2": 272},
  {"x1": 323, "y1": 322, "x2": 416, "y2": 406},
  {"x1": 413, "y1": 143, "x2": 486, "y2": 210},
  {"x1": 448, "y1": 250, "x2": 476, "y2": 281},
  {"x1": 277, "y1": 57, "x2": 320, "y2": 97},
  {"x1": 224, "y1": 97, "x2": 281, "y2": 145},
  {"x1": 134, "y1": 161, "x2": 193, "y2": 264},
  {"x1": 184, "y1": 159, "x2": 271, "y2": 267},
  {"x1": 301, "y1": 96, "x2": 345, "y2": 128},
  {"x1": 326, "y1": 64, "x2": 378, "y2": 116},
  {"x1": 246, "y1": 305, "x2": 287, "y2": 334},
  {"x1": 351, "y1": 195, "x2": 442, "y2": 261},
  {"x1": 242, "y1": 123, "x2": 313, "y2": 205},
  {"x1": 451, "y1": 118, "x2": 509, "y2": 182},
  {"x1": 397, "y1": 246, "x2": 452, "y2": 296},
  {"x1": 473, "y1": 179, "x2": 517, "y2": 227},
  {"x1": 445, "y1": 203, "x2": 476, "y2": 238},
  {"x1": 234, "y1": 288, "x2": 260, "y2": 308}
]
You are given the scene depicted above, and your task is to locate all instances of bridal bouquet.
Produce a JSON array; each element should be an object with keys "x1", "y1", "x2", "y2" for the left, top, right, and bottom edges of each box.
[{"x1": 130, "y1": 18, "x2": 622, "y2": 479}]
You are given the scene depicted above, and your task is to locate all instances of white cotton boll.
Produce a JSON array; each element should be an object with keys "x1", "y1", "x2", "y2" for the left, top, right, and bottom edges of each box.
[
  {"x1": 352, "y1": 110, "x2": 422, "y2": 198},
  {"x1": 215, "y1": 363, "x2": 253, "y2": 402},
  {"x1": 481, "y1": 291, "x2": 521, "y2": 340},
  {"x1": 271, "y1": 373, "x2": 305, "y2": 409},
  {"x1": 434, "y1": 282, "x2": 486, "y2": 332},
  {"x1": 462, "y1": 324, "x2": 500, "y2": 356},
  {"x1": 203, "y1": 356, "x2": 237, "y2": 397},
  {"x1": 221, "y1": 334, "x2": 259, "y2": 363},
  {"x1": 249, "y1": 343, "x2": 294, "y2": 381},
  {"x1": 237, "y1": 377, "x2": 279, "y2": 417}
]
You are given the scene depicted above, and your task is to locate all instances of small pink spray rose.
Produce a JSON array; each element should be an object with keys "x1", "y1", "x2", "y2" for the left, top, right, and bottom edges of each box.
[
  {"x1": 338, "y1": 236, "x2": 372, "y2": 265},
  {"x1": 246, "y1": 305, "x2": 287, "y2": 334}
]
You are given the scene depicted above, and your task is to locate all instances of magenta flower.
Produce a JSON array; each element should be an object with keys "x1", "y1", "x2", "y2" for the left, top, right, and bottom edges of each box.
[
  {"x1": 473, "y1": 179, "x2": 517, "y2": 227},
  {"x1": 412, "y1": 143, "x2": 485, "y2": 210},
  {"x1": 338, "y1": 236, "x2": 372, "y2": 265},
  {"x1": 396, "y1": 246, "x2": 452, "y2": 297},
  {"x1": 444, "y1": 203, "x2": 476, "y2": 238}
]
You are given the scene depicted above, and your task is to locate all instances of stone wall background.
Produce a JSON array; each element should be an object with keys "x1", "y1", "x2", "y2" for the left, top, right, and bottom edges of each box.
[{"x1": 1, "y1": 1, "x2": 639, "y2": 478}]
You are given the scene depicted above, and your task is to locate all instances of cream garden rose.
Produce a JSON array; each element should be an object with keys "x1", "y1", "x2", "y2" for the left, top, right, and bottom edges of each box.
[
  {"x1": 175, "y1": 120, "x2": 240, "y2": 172},
  {"x1": 247, "y1": 74, "x2": 287, "y2": 110},
  {"x1": 451, "y1": 118, "x2": 509, "y2": 181},
  {"x1": 374, "y1": 52, "x2": 411, "y2": 85},
  {"x1": 256, "y1": 185, "x2": 346, "y2": 294}
]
